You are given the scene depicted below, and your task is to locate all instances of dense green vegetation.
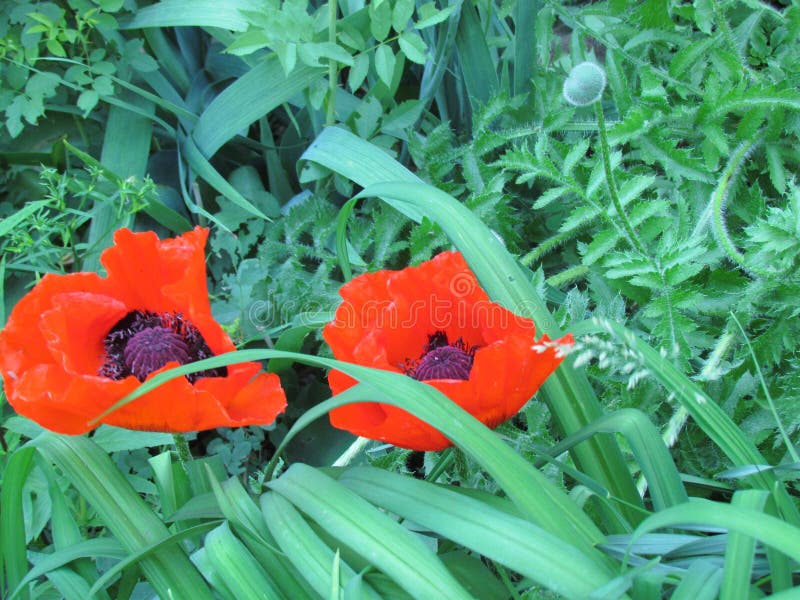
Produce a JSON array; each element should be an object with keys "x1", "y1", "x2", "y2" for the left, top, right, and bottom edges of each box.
[{"x1": 1, "y1": 0, "x2": 799, "y2": 598}]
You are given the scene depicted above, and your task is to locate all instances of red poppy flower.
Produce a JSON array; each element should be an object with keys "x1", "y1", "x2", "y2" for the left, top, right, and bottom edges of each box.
[
  {"x1": 323, "y1": 251, "x2": 573, "y2": 451},
  {"x1": 0, "y1": 227, "x2": 286, "y2": 434}
]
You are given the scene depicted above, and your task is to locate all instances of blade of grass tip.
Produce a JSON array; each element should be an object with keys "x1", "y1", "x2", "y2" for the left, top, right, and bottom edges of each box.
[
  {"x1": 1, "y1": 446, "x2": 36, "y2": 600},
  {"x1": 94, "y1": 350, "x2": 608, "y2": 559},
  {"x1": 33, "y1": 434, "x2": 214, "y2": 600},
  {"x1": 84, "y1": 93, "x2": 154, "y2": 271},
  {"x1": 720, "y1": 490, "x2": 768, "y2": 600},
  {"x1": 269, "y1": 464, "x2": 474, "y2": 600},
  {"x1": 596, "y1": 317, "x2": 800, "y2": 526},
  {"x1": 352, "y1": 180, "x2": 643, "y2": 527}
]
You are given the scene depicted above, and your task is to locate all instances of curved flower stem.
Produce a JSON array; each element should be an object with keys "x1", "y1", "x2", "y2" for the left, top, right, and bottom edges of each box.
[
  {"x1": 594, "y1": 102, "x2": 647, "y2": 256},
  {"x1": 172, "y1": 433, "x2": 193, "y2": 469}
]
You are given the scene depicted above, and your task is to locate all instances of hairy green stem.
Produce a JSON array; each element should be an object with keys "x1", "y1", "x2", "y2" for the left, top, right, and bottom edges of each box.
[
  {"x1": 172, "y1": 433, "x2": 193, "y2": 469},
  {"x1": 709, "y1": 137, "x2": 775, "y2": 277},
  {"x1": 594, "y1": 102, "x2": 647, "y2": 256}
]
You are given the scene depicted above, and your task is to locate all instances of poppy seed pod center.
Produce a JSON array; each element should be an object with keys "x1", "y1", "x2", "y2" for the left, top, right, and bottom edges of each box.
[
  {"x1": 406, "y1": 330, "x2": 476, "y2": 381},
  {"x1": 100, "y1": 310, "x2": 227, "y2": 383},
  {"x1": 124, "y1": 326, "x2": 191, "y2": 380},
  {"x1": 412, "y1": 345, "x2": 473, "y2": 381}
]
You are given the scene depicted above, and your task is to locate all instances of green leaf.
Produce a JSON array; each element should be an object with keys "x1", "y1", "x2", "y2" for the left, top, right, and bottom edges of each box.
[
  {"x1": 347, "y1": 53, "x2": 370, "y2": 91},
  {"x1": 633, "y1": 498, "x2": 800, "y2": 564},
  {"x1": 415, "y1": 2, "x2": 457, "y2": 29},
  {"x1": 76, "y1": 90, "x2": 99, "y2": 116},
  {"x1": 374, "y1": 44, "x2": 396, "y2": 86},
  {"x1": 368, "y1": 0, "x2": 392, "y2": 41},
  {"x1": 1, "y1": 447, "x2": 36, "y2": 600},
  {"x1": 398, "y1": 31, "x2": 428, "y2": 64},
  {"x1": 392, "y1": 0, "x2": 415, "y2": 31}
]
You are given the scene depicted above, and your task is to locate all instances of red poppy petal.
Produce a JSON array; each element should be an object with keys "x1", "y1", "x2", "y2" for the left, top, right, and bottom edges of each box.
[
  {"x1": 100, "y1": 227, "x2": 211, "y2": 314},
  {"x1": 40, "y1": 292, "x2": 128, "y2": 375},
  {"x1": 0, "y1": 273, "x2": 113, "y2": 372},
  {"x1": 9, "y1": 364, "x2": 135, "y2": 435},
  {"x1": 192, "y1": 365, "x2": 287, "y2": 428}
]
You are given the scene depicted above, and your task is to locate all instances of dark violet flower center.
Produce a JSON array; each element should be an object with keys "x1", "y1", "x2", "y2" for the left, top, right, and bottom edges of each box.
[
  {"x1": 406, "y1": 330, "x2": 476, "y2": 381},
  {"x1": 123, "y1": 326, "x2": 191, "y2": 380},
  {"x1": 100, "y1": 310, "x2": 227, "y2": 383}
]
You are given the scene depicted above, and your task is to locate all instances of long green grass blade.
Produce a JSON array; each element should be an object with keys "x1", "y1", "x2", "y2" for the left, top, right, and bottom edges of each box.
[
  {"x1": 720, "y1": 490, "x2": 768, "y2": 600},
  {"x1": 671, "y1": 560, "x2": 722, "y2": 600},
  {"x1": 179, "y1": 132, "x2": 268, "y2": 220},
  {"x1": 269, "y1": 464, "x2": 474, "y2": 600},
  {"x1": 87, "y1": 521, "x2": 222, "y2": 597},
  {"x1": 632, "y1": 498, "x2": 800, "y2": 564},
  {"x1": 209, "y1": 474, "x2": 316, "y2": 600},
  {"x1": 455, "y1": 2, "x2": 499, "y2": 107},
  {"x1": 261, "y1": 492, "x2": 381, "y2": 600},
  {"x1": 202, "y1": 523, "x2": 282, "y2": 600},
  {"x1": 513, "y1": 0, "x2": 537, "y2": 95},
  {"x1": 33, "y1": 434, "x2": 214, "y2": 600},
  {"x1": 1, "y1": 446, "x2": 35, "y2": 600},
  {"x1": 547, "y1": 409, "x2": 688, "y2": 511},
  {"x1": 339, "y1": 466, "x2": 615, "y2": 598},
  {"x1": 193, "y1": 55, "x2": 325, "y2": 158},
  {"x1": 122, "y1": 0, "x2": 254, "y2": 30}
]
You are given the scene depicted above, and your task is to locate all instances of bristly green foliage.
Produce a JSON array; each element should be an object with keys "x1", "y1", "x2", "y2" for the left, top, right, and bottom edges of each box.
[{"x1": 3, "y1": 0, "x2": 800, "y2": 598}]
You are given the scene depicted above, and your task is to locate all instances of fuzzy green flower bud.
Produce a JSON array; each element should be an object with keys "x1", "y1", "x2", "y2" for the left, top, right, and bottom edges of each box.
[{"x1": 562, "y1": 61, "x2": 607, "y2": 107}]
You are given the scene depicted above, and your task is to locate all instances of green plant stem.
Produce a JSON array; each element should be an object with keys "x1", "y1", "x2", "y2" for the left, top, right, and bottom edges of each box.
[
  {"x1": 172, "y1": 433, "x2": 193, "y2": 469},
  {"x1": 594, "y1": 101, "x2": 646, "y2": 256},
  {"x1": 326, "y1": 0, "x2": 338, "y2": 126}
]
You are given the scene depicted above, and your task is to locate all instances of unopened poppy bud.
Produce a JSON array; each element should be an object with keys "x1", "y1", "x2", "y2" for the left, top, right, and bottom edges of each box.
[{"x1": 562, "y1": 61, "x2": 607, "y2": 107}]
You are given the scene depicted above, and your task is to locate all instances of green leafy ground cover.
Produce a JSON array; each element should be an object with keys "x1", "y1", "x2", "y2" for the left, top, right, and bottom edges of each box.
[{"x1": 1, "y1": 0, "x2": 800, "y2": 598}]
